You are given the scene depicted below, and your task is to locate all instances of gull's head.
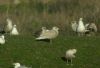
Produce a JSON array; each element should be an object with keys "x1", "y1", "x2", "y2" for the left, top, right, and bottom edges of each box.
[
  {"x1": 13, "y1": 62, "x2": 20, "y2": 67},
  {"x1": 14, "y1": 25, "x2": 16, "y2": 27},
  {"x1": 52, "y1": 26, "x2": 59, "y2": 31},
  {"x1": 72, "y1": 49, "x2": 77, "y2": 53},
  {"x1": 79, "y1": 18, "x2": 83, "y2": 21}
]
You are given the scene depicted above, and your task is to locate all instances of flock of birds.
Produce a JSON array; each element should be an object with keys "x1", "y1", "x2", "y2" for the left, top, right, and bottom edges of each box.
[
  {"x1": 6, "y1": 18, "x2": 19, "y2": 35},
  {"x1": 71, "y1": 18, "x2": 97, "y2": 36},
  {"x1": 0, "y1": 18, "x2": 19, "y2": 45},
  {"x1": 0, "y1": 17, "x2": 98, "y2": 67}
]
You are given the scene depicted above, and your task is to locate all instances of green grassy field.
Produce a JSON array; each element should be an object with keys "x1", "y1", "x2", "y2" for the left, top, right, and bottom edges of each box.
[
  {"x1": 0, "y1": 1, "x2": 99, "y2": 68},
  {"x1": 0, "y1": 35, "x2": 99, "y2": 68}
]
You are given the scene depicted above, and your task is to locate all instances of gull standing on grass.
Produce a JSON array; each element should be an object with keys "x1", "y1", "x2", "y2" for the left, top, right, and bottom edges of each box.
[
  {"x1": 77, "y1": 18, "x2": 86, "y2": 36},
  {"x1": 36, "y1": 26, "x2": 59, "y2": 43},
  {"x1": 71, "y1": 21, "x2": 78, "y2": 32},
  {"x1": 10, "y1": 24, "x2": 19, "y2": 35},
  {"x1": 0, "y1": 35, "x2": 5, "y2": 45},
  {"x1": 65, "y1": 49, "x2": 77, "y2": 65},
  {"x1": 5, "y1": 18, "x2": 13, "y2": 33}
]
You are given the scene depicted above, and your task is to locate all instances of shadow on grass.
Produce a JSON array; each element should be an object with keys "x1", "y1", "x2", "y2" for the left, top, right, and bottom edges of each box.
[
  {"x1": 61, "y1": 57, "x2": 71, "y2": 63},
  {"x1": 61, "y1": 57, "x2": 67, "y2": 62},
  {"x1": 36, "y1": 39, "x2": 50, "y2": 43}
]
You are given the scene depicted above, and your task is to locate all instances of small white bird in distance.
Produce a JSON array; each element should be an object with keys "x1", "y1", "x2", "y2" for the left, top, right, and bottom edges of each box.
[
  {"x1": 77, "y1": 18, "x2": 86, "y2": 36},
  {"x1": 65, "y1": 49, "x2": 77, "y2": 65},
  {"x1": 10, "y1": 24, "x2": 19, "y2": 35},
  {"x1": 0, "y1": 35, "x2": 5, "y2": 45},
  {"x1": 13, "y1": 62, "x2": 32, "y2": 68},
  {"x1": 36, "y1": 26, "x2": 59, "y2": 43},
  {"x1": 71, "y1": 21, "x2": 78, "y2": 32}
]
